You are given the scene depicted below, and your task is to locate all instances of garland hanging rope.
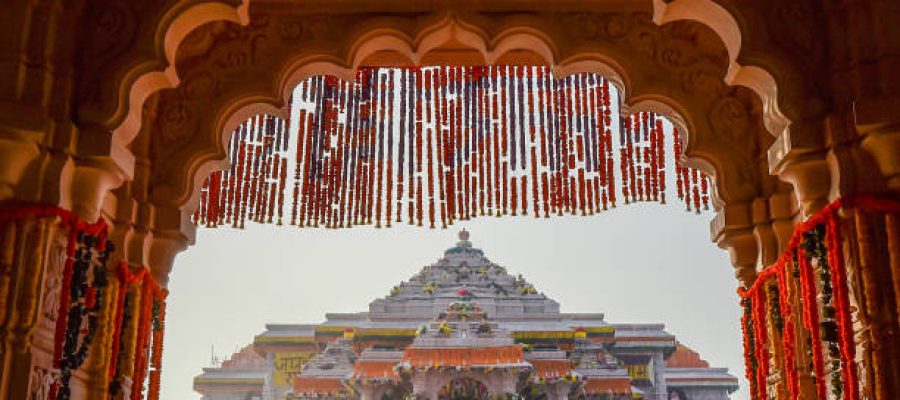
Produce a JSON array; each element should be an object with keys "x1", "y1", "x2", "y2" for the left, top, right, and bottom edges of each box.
[
  {"x1": 736, "y1": 195, "x2": 900, "y2": 400},
  {"x1": 193, "y1": 66, "x2": 712, "y2": 229}
]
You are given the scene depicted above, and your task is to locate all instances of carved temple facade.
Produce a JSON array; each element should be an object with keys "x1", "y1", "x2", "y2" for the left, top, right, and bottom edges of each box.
[
  {"x1": 194, "y1": 231, "x2": 738, "y2": 400},
  {"x1": 0, "y1": 1, "x2": 899, "y2": 399}
]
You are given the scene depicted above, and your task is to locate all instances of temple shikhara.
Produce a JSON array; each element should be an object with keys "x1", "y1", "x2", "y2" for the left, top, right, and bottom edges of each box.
[{"x1": 194, "y1": 231, "x2": 738, "y2": 400}]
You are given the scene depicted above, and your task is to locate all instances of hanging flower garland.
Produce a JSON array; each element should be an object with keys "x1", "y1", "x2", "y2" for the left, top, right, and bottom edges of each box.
[
  {"x1": 194, "y1": 67, "x2": 714, "y2": 229},
  {"x1": 105, "y1": 262, "x2": 168, "y2": 400},
  {"x1": 0, "y1": 205, "x2": 112, "y2": 400},
  {"x1": 735, "y1": 195, "x2": 900, "y2": 400},
  {"x1": 129, "y1": 269, "x2": 168, "y2": 400},
  {"x1": 740, "y1": 298, "x2": 758, "y2": 399}
]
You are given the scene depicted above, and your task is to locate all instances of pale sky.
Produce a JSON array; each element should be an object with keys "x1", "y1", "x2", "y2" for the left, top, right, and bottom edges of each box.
[{"x1": 161, "y1": 204, "x2": 748, "y2": 400}]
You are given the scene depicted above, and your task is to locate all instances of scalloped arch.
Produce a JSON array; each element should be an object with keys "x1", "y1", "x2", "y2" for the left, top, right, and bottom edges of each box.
[
  {"x1": 653, "y1": 0, "x2": 789, "y2": 137},
  {"x1": 111, "y1": 1, "x2": 250, "y2": 145},
  {"x1": 180, "y1": 94, "x2": 286, "y2": 216},
  {"x1": 179, "y1": 20, "x2": 569, "y2": 213}
]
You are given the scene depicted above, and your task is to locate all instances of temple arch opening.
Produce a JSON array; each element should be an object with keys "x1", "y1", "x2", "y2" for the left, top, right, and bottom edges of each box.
[
  {"x1": 436, "y1": 377, "x2": 492, "y2": 399},
  {"x1": 2, "y1": 1, "x2": 899, "y2": 400}
]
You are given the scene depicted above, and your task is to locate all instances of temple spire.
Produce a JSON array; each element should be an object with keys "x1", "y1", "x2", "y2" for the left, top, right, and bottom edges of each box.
[{"x1": 457, "y1": 229, "x2": 472, "y2": 248}]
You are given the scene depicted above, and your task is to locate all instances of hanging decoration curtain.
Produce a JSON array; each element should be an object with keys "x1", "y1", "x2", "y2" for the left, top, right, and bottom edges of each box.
[
  {"x1": 193, "y1": 66, "x2": 712, "y2": 229},
  {"x1": 402, "y1": 345, "x2": 524, "y2": 368}
]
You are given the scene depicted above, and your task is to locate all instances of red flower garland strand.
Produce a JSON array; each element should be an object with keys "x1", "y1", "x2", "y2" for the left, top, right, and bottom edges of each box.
[
  {"x1": 128, "y1": 267, "x2": 168, "y2": 400},
  {"x1": 776, "y1": 265, "x2": 799, "y2": 399},
  {"x1": 751, "y1": 287, "x2": 769, "y2": 399},
  {"x1": 194, "y1": 67, "x2": 716, "y2": 228},
  {"x1": 735, "y1": 195, "x2": 900, "y2": 400},
  {"x1": 826, "y1": 213, "x2": 859, "y2": 400}
]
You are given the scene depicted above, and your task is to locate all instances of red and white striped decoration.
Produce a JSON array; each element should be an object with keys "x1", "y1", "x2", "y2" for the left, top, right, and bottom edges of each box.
[{"x1": 194, "y1": 66, "x2": 711, "y2": 229}]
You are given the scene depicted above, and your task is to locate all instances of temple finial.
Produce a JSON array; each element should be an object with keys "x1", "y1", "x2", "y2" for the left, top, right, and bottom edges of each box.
[{"x1": 457, "y1": 229, "x2": 472, "y2": 248}]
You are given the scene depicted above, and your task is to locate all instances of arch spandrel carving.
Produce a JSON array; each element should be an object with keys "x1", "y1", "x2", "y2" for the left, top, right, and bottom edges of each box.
[
  {"x1": 75, "y1": 0, "x2": 249, "y2": 141},
  {"x1": 73, "y1": 0, "x2": 823, "y2": 183}
]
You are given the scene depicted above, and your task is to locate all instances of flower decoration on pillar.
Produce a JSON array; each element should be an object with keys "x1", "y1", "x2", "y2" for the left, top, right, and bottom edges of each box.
[
  {"x1": 735, "y1": 195, "x2": 899, "y2": 400},
  {"x1": 0, "y1": 205, "x2": 113, "y2": 400}
]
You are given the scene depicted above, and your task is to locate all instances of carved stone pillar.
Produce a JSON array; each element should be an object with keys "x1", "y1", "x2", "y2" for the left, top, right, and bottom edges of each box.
[
  {"x1": 768, "y1": 192, "x2": 798, "y2": 254},
  {"x1": 411, "y1": 372, "x2": 440, "y2": 400},
  {"x1": 357, "y1": 384, "x2": 387, "y2": 400},
  {"x1": 849, "y1": 210, "x2": 900, "y2": 400},
  {"x1": 482, "y1": 369, "x2": 517, "y2": 398},
  {"x1": 752, "y1": 197, "x2": 781, "y2": 268},
  {"x1": 542, "y1": 382, "x2": 571, "y2": 400},
  {"x1": 0, "y1": 214, "x2": 70, "y2": 400}
]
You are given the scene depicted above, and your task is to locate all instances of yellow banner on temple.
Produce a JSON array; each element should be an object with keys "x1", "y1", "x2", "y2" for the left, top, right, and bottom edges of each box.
[
  {"x1": 274, "y1": 352, "x2": 315, "y2": 387},
  {"x1": 315, "y1": 326, "x2": 349, "y2": 334},
  {"x1": 513, "y1": 331, "x2": 576, "y2": 340},
  {"x1": 356, "y1": 328, "x2": 418, "y2": 337},
  {"x1": 627, "y1": 363, "x2": 649, "y2": 380},
  {"x1": 584, "y1": 326, "x2": 615, "y2": 335}
]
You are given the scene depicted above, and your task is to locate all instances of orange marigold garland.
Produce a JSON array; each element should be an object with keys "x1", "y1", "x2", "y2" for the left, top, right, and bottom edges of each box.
[
  {"x1": 740, "y1": 298, "x2": 757, "y2": 399},
  {"x1": 195, "y1": 66, "x2": 720, "y2": 229},
  {"x1": 751, "y1": 287, "x2": 769, "y2": 399},
  {"x1": 777, "y1": 263, "x2": 799, "y2": 399},
  {"x1": 127, "y1": 267, "x2": 168, "y2": 400},
  {"x1": 734, "y1": 196, "x2": 900, "y2": 400},
  {"x1": 826, "y1": 213, "x2": 859, "y2": 400}
]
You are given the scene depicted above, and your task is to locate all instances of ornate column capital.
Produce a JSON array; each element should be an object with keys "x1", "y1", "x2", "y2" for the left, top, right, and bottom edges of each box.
[
  {"x1": 858, "y1": 121, "x2": 900, "y2": 192},
  {"x1": 711, "y1": 201, "x2": 758, "y2": 287},
  {"x1": 146, "y1": 231, "x2": 189, "y2": 288}
]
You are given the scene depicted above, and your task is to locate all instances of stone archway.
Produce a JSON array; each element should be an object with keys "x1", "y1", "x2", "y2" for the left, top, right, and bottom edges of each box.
[
  {"x1": 1, "y1": 1, "x2": 899, "y2": 400},
  {"x1": 414, "y1": 370, "x2": 518, "y2": 400},
  {"x1": 133, "y1": 5, "x2": 785, "y2": 288}
]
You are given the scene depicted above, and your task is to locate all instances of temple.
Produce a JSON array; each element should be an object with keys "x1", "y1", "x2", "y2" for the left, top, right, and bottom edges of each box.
[{"x1": 194, "y1": 231, "x2": 737, "y2": 400}]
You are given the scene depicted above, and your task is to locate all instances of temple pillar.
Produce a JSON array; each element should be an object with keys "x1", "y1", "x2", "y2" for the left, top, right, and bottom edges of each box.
[
  {"x1": 542, "y1": 382, "x2": 571, "y2": 400},
  {"x1": 0, "y1": 115, "x2": 126, "y2": 400},
  {"x1": 0, "y1": 216, "x2": 64, "y2": 400},
  {"x1": 483, "y1": 369, "x2": 518, "y2": 399},
  {"x1": 651, "y1": 352, "x2": 667, "y2": 400},
  {"x1": 357, "y1": 384, "x2": 387, "y2": 400},
  {"x1": 411, "y1": 372, "x2": 441, "y2": 400},
  {"x1": 846, "y1": 208, "x2": 900, "y2": 400}
]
